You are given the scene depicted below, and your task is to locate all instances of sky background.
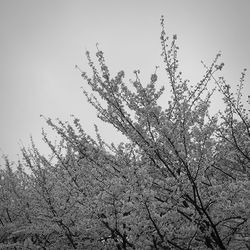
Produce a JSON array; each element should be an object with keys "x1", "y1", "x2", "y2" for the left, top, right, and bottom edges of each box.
[{"x1": 0, "y1": 0, "x2": 249, "y2": 164}]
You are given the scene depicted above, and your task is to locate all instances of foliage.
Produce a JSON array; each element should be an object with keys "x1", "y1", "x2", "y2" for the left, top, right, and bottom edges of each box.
[{"x1": 0, "y1": 17, "x2": 249, "y2": 249}]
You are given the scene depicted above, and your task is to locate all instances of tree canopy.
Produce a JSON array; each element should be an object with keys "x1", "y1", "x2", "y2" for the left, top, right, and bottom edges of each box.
[{"x1": 0, "y1": 17, "x2": 249, "y2": 250}]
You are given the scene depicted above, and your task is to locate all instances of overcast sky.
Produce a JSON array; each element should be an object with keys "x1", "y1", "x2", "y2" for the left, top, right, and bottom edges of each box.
[{"x1": 0, "y1": 0, "x2": 249, "y2": 164}]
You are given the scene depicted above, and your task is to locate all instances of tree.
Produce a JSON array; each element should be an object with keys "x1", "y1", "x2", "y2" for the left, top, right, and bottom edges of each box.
[{"x1": 0, "y1": 16, "x2": 249, "y2": 249}]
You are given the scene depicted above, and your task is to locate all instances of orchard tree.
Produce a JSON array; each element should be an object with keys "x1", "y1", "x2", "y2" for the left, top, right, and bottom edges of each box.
[{"x1": 0, "y1": 17, "x2": 249, "y2": 249}]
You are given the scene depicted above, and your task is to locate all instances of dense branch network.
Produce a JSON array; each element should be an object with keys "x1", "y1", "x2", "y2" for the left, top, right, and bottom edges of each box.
[{"x1": 0, "y1": 17, "x2": 249, "y2": 249}]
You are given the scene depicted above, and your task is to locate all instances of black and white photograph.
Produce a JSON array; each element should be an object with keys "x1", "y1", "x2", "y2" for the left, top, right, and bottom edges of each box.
[{"x1": 0, "y1": 1, "x2": 249, "y2": 249}]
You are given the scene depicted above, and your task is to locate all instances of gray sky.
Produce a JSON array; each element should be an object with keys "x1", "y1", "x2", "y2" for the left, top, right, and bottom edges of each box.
[{"x1": 0, "y1": 0, "x2": 249, "y2": 163}]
